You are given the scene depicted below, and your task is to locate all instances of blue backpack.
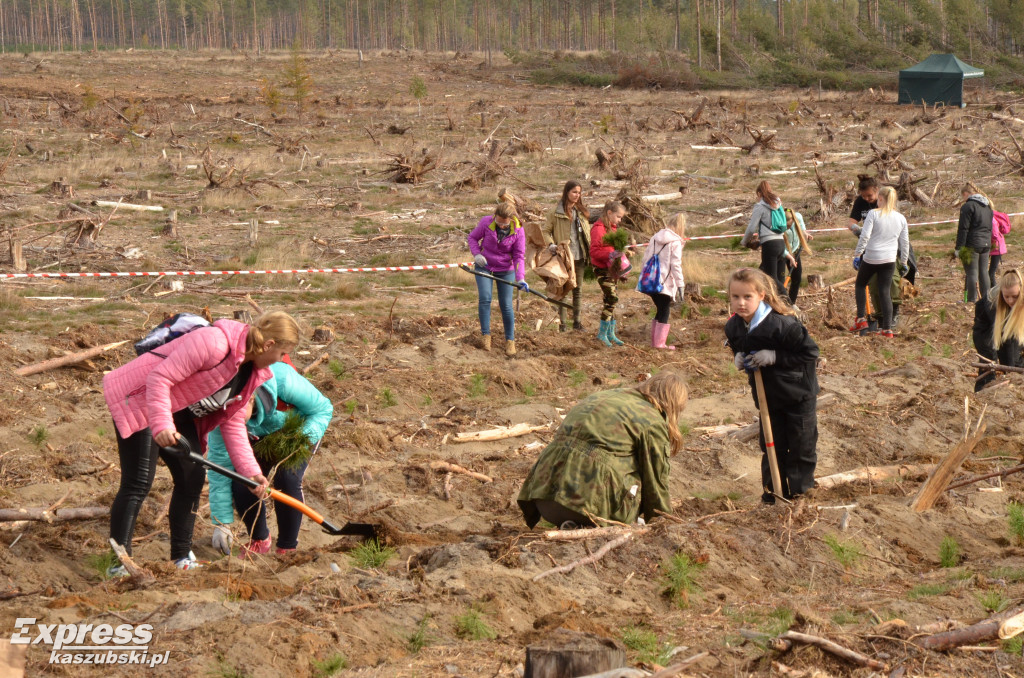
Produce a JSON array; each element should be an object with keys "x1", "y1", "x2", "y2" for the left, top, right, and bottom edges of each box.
[
  {"x1": 134, "y1": 313, "x2": 211, "y2": 356},
  {"x1": 637, "y1": 242, "x2": 665, "y2": 295}
]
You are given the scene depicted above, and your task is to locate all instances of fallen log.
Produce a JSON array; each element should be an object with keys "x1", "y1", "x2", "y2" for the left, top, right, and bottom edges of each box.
[
  {"x1": 815, "y1": 463, "x2": 935, "y2": 490},
  {"x1": 779, "y1": 631, "x2": 887, "y2": 671},
  {"x1": 640, "y1": 191, "x2": 684, "y2": 204},
  {"x1": 911, "y1": 408, "x2": 986, "y2": 511},
  {"x1": 94, "y1": 200, "x2": 163, "y2": 212},
  {"x1": 917, "y1": 605, "x2": 1024, "y2": 651},
  {"x1": 689, "y1": 144, "x2": 743, "y2": 151},
  {"x1": 543, "y1": 526, "x2": 646, "y2": 541},
  {"x1": 428, "y1": 461, "x2": 492, "y2": 483},
  {"x1": 453, "y1": 422, "x2": 548, "y2": 443},
  {"x1": 15, "y1": 340, "x2": 128, "y2": 377},
  {"x1": 0, "y1": 506, "x2": 108, "y2": 523},
  {"x1": 972, "y1": 362, "x2": 1024, "y2": 375}
]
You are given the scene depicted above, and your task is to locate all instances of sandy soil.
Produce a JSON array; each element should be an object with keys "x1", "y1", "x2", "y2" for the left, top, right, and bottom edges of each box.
[{"x1": 1, "y1": 49, "x2": 1024, "y2": 677}]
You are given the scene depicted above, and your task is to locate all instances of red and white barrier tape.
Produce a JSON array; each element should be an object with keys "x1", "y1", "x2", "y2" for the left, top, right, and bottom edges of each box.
[
  {"x1": 0, "y1": 262, "x2": 470, "y2": 280},
  {"x1": 2, "y1": 212, "x2": 1021, "y2": 280}
]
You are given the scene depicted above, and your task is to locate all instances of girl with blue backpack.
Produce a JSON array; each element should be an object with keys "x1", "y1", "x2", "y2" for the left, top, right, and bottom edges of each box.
[
  {"x1": 637, "y1": 213, "x2": 687, "y2": 350},
  {"x1": 741, "y1": 181, "x2": 789, "y2": 295}
]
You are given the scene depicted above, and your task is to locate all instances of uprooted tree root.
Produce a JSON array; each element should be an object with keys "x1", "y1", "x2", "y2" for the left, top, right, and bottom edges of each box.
[{"x1": 383, "y1": 149, "x2": 440, "y2": 184}]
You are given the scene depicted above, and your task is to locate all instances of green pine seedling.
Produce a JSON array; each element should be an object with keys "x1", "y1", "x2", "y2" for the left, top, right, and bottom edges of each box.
[
  {"x1": 311, "y1": 653, "x2": 348, "y2": 677},
  {"x1": 823, "y1": 534, "x2": 863, "y2": 569},
  {"x1": 939, "y1": 535, "x2": 962, "y2": 568},
  {"x1": 661, "y1": 552, "x2": 706, "y2": 608},
  {"x1": 407, "y1": 615, "x2": 433, "y2": 654},
  {"x1": 454, "y1": 609, "x2": 496, "y2": 641},
  {"x1": 87, "y1": 551, "x2": 122, "y2": 581},
  {"x1": 1009, "y1": 501, "x2": 1024, "y2": 545},
  {"x1": 348, "y1": 540, "x2": 395, "y2": 570},
  {"x1": 602, "y1": 228, "x2": 630, "y2": 252},
  {"x1": 253, "y1": 411, "x2": 312, "y2": 472}
]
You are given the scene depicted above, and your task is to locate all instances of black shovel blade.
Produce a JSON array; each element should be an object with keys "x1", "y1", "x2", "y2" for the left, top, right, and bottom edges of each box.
[{"x1": 321, "y1": 519, "x2": 378, "y2": 540}]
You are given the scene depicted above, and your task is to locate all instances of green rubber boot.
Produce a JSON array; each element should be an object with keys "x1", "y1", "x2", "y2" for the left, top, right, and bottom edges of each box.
[
  {"x1": 607, "y1": 318, "x2": 625, "y2": 346},
  {"x1": 597, "y1": 319, "x2": 613, "y2": 347}
]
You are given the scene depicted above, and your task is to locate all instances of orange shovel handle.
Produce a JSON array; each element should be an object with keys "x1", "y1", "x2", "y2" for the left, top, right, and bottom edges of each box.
[{"x1": 267, "y1": 488, "x2": 324, "y2": 524}]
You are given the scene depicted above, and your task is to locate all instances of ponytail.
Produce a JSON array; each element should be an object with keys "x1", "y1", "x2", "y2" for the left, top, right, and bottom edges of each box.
[
  {"x1": 755, "y1": 180, "x2": 780, "y2": 208},
  {"x1": 244, "y1": 311, "x2": 300, "y2": 361}
]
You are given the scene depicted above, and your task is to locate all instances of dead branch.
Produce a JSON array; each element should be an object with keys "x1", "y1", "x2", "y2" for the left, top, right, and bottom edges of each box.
[
  {"x1": 779, "y1": 631, "x2": 886, "y2": 671},
  {"x1": 542, "y1": 526, "x2": 646, "y2": 541},
  {"x1": 532, "y1": 530, "x2": 646, "y2": 582},
  {"x1": 947, "y1": 462, "x2": 1024, "y2": 491},
  {"x1": 428, "y1": 461, "x2": 492, "y2": 483},
  {"x1": 109, "y1": 538, "x2": 155, "y2": 585},
  {"x1": 917, "y1": 605, "x2": 1024, "y2": 651},
  {"x1": 911, "y1": 408, "x2": 986, "y2": 511},
  {"x1": 743, "y1": 127, "x2": 781, "y2": 155},
  {"x1": 815, "y1": 463, "x2": 934, "y2": 490},
  {"x1": 15, "y1": 340, "x2": 128, "y2": 377}
]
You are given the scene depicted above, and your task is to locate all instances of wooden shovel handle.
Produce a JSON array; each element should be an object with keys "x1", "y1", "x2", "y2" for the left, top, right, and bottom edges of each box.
[{"x1": 753, "y1": 369, "x2": 785, "y2": 497}]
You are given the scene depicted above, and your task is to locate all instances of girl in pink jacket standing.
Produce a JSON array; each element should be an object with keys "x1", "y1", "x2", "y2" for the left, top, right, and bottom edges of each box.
[
  {"x1": 638, "y1": 213, "x2": 687, "y2": 350},
  {"x1": 103, "y1": 311, "x2": 300, "y2": 571},
  {"x1": 990, "y1": 207, "x2": 1013, "y2": 281}
]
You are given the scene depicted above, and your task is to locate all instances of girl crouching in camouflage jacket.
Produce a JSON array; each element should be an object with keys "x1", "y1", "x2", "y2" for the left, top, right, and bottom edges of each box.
[{"x1": 517, "y1": 372, "x2": 687, "y2": 529}]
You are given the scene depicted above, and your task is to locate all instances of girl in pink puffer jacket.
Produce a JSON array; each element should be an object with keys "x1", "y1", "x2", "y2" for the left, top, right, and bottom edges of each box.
[
  {"x1": 990, "y1": 209, "x2": 1013, "y2": 281},
  {"x1": 103, "y1": 311, "x2": 299, "y2": 571}
]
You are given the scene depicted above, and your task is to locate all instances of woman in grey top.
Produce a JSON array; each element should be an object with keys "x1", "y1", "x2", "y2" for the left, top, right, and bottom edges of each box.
[
  {"x1": 852, "y1": 186, "x2": 909, "y2": 338},
  {"x1": 740, "y1": 180, "x2": 787, "y2": 294}
]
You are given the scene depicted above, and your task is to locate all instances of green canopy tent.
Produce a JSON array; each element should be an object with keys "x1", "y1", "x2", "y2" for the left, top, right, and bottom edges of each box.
[{"x1": 898, "y1": 54, "x2": 984, "y2": 107}]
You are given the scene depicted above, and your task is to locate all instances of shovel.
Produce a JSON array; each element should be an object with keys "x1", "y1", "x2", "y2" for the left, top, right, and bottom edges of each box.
[
  {"x1": 167, "y1": 439, "x2": 377, "y2": 540},
  {"x1": 753, "y1": 369, "x2": 785, "y2": 501},
  {"x1": 460, "y1": 264, "x2": 573, "y2": 309}
]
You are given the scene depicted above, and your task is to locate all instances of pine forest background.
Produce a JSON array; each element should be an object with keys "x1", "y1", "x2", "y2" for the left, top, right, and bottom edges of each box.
[{"x1": 3, "y1": 0, "x2": 1024, "y2": 90}]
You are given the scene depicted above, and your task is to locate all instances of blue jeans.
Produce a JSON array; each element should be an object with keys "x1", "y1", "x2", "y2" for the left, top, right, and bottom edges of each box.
[{"x1": 475, "y1": 265, "x2": 515, "y2": 340}]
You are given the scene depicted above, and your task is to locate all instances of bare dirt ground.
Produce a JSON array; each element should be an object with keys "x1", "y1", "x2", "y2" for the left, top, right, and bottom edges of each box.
[{"x1": 2, "y1": 49, "x2": 1024, "y2": 677}]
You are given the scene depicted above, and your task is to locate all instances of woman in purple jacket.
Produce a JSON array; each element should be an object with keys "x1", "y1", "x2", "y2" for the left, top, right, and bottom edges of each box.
[{"x1": 467, "y1": 202, "x2": 527, "y2": 356}]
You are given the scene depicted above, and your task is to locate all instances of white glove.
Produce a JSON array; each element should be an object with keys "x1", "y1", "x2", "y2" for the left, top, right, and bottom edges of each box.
[
  {"x1": 473, "y1": 254, "x2": 488, "y2": 268},
  {"x1": 548, "y1": 243, "x2": 558, "y2": 254},
  {"x1": 734, "y1": 353, "x2": 745, "y2": 371},
  {"x1": 212, "y1": 524, "x2": 233, "y2": 555},
  {"x1": 746, "y1": 350, "x2": 777, "y2": 368}
]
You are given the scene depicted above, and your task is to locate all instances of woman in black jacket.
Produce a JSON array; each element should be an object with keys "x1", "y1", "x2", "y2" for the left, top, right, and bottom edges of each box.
[
  {"x1": 973, "y1": 269, "x2": 1024, "y2": 391},
  {"x1": 725, "y1": 268, "x2": 820, "y2": 503},
  {"x1": 957, "y1": 182, "x2": 995, "y2": 303}
]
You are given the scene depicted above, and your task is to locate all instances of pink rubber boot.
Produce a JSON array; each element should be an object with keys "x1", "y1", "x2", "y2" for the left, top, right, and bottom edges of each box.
[{"x1": 652, "y1": 321, "x2": 676, "y2": 350}]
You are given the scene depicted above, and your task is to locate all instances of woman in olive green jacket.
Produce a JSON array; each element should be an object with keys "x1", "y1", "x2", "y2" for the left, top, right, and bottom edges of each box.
[
  {"x1": 518, "y1": 372, "x2": 687, "y2": 528},
  {"x1": 542, "y1": 180, "x2": 590, "y2": 331}
]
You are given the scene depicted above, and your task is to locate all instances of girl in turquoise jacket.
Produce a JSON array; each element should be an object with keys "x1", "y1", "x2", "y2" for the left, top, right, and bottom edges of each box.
[{"x1": 207, "y1": 361, "x2": 333, "y2": 556}]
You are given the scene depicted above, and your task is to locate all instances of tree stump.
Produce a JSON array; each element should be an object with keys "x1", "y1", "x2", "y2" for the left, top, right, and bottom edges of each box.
[
  {"x1": 312, "y1": 326, "x2": 335, "y2": 343},
  {"x1": 134, "y1": 189, "x2": 152, "y2": 202},
  {"x1": 807, "y1": 274, "x2": 824, "y2": 290},
  {"x1": 233, "y1": 310, "x2": 253, "y2": 324},
  {"x1": 524, "y1": 629, "x2": 626, "y2": 678},
  {"x1": 684, "y1": 282, "x2": 703, "y2": 300},
  {"x1": 10, "y1": 237, "x2": 25, "y2": 272},
  {"x1": 163, "y1": 210, "x2": 178, "y2": 237},
  {"x1": 248, "y1": 219, "x2": 259, "y2": 246},
  {"x1": 49, "y1": 178, "x2": 74, "y2": 198}
]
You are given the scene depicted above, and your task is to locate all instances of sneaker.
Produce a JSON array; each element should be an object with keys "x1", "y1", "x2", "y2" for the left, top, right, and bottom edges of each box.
[
  {"x1": 105, "y1": 563, "x2": 129, "y2": 579},
  {"x1": 879, "y1": 329, "x2": 894, "y2": 338},
  {"x1": 849, "y1": 317, "x2": 868, "y2": 332},
  {"x1": 275, "y1": 547, "x2": 296, "y2": 555},
  {"x1": 238, "y1": 537, "x2": 271, "y2": 559},
  {"x1": 174, "y1": 551, "x2": 203, "y2": 570}
]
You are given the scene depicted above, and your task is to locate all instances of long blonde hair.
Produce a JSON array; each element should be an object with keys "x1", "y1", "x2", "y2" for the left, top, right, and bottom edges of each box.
[
  {"x1": 244, "y1": 311, "x2": 300, "y2": 361},
  {"x1": 664, "y1": 212, "x2": 687, "y2": 239},
  {"x1": 961, "y1": 182, "x2": 995, "y2": 211},
  {"x1": 994, "y1": 269, "x2": 1024, "y2": 349},
  {"x1": 635, "y1": 371, "x2": 689, "y2": 456},
  {"x1": 785, "y1": 208, "x2": 813, "y2": 257},
  {"x1": 876, "y1": 186, "x2": 898, "y2": 216},
  {"x1": 727, "y1": 268, "x2": 795, "y2": 316}
]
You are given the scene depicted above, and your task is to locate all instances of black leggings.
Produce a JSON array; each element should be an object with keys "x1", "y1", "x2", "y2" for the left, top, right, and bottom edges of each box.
[
  {"x1": 759, "y1": 239, "x2": 787, "y2": 295},
  {"x1": 990, "y1": 254, "x2": 1003, "y2": 282},
  {"x1": 651, "y1": 293, "x2": 673, "y2": 323},
  {"x1": 232, "y1": 452, "x2": 310, "y2": 550},
  {"x1": 786, "y1": 250, "x2": 803, "y2": 304},
  {"x1": 856, "y1": 261, "x2": 896, "y2": 330},
  {"x1": 109, "y1": 410, "x2": 206, "y2": 560}
]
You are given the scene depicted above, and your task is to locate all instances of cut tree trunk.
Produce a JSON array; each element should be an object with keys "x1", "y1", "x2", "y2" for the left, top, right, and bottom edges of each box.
[
  {"x1": 94, "y1": 200, "x2": 163, "y2": 212},
  {"x1": 453, "y1": 423, "x2": 547, "y2": 443},
  {"x1": 14, "y1": 341, "x2": 129, "y2": 377},
  {"x1": 0, "y1": 507, "x2": 108, "y2": 523},
  {"x1": 807, "y1": 274, "x2": 824, "y2": 289},
  {"x1": 10, "y1": 237, "x2": 26, "y2": 272},
  {"x1": 524, "y1": 628, "x2": 626, "y2": 678}
]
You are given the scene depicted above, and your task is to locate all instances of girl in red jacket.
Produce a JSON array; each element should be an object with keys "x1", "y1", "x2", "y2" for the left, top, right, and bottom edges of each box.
[
  {"x1": 590, "y1": 200, "x2": 629, "y2": 347},
  {"x1": 103, "y1": 311, "x2": 300, "y2": 572}
]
